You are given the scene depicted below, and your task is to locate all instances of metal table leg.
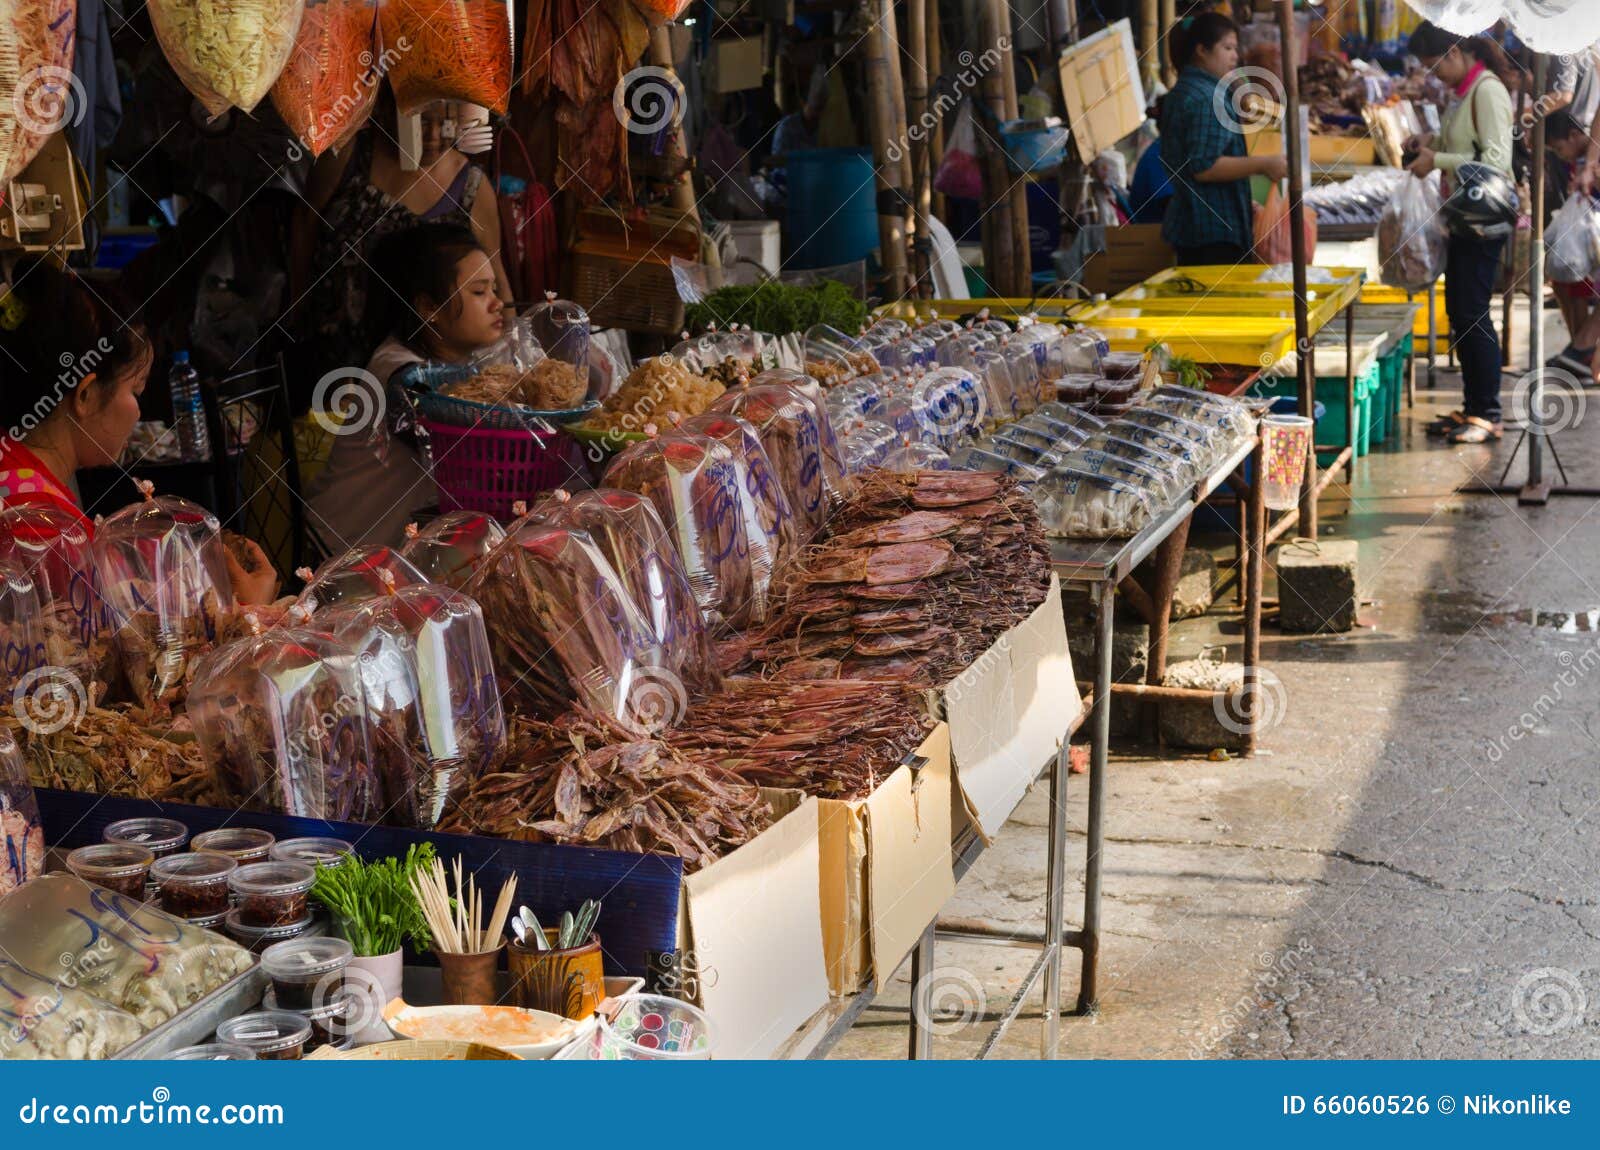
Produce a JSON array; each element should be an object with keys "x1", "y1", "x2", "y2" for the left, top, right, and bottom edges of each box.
[
  {"x1": 907, "y1": 923, "x2": 934, "y2": 1060},
  {"x1": 1427, "y1": 282, "x2": 1437, "y2": 388},
  {"x1": 1344, "y1": 304, "x2": 1356, "y2": 482},
  {"x1": 1242, "y1": 438, "x2": 1266, "y2": 757},
  {"x1": 1077, "y1": 580, "x2": 1114, "y2": 1016},
  {"x1": 1041, "y1": 731, "x2": 1070, "y2": 1057}
]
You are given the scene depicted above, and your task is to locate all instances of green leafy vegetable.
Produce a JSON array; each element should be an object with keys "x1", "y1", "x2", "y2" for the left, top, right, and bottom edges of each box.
[
  {"x1": 311, "y1": 843, "x2": 436, "y2": 957},
  {"x1": 684, "y1": 280, "x2": 868, "y2": 336},
  {"x1": 1145, "y1": 340, "x2": 1211, "y2": 390}
]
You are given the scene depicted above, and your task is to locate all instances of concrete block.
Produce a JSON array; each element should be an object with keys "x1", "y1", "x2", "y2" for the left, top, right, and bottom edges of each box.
[
  {"x1": 1159, "y1": 657, "x2": 1245, "y2": 752},
  {"x1": 1170, "y1": 548, "x2": 1217, "y2": 620},
  {"x1": 1276, "y1": 538, "x2": 1359, "y2": 634},
  {"x1": 1067, "y1": 617, "x2": 1150, "y2": 738}
]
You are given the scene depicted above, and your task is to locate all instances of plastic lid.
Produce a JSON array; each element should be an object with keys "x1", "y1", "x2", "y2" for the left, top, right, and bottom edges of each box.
[
  {"x1": 269, "y1": 838, "x2": 355, "y2": 868},
  {"x1": 67, "y1": 843, "x2": 154, "y2": 876},
  {"x1": 192, "y1": 827, "x2": 277, "y2": 857},
  {"x1": 224, "y1": 907, "x2": 314, "y2": 943},
  {"x1": 261, "y1": 936, "x2": 354, "y2": 982},
  {"x1": 263, "y1": 985, "x2": 356, "y2": 1022},
  {"x1": 151, "y1": 852, "x2": 238, "y2": 885},
  {"x1": 229, "y1": 861, "x2": 316, "y2": 897},
  {"x1": 105, "y1": 817, "x2": 189, "y2": 851},
  {"x1": 215, "y1": 1012, "x2": 313, "y2": 1055},
  {"x1": 163, "y1": 1043, "x2": 256, "y2": 1061},
  {"x1": 173, "y1": 350, "x2": 190, "y2": 364}
]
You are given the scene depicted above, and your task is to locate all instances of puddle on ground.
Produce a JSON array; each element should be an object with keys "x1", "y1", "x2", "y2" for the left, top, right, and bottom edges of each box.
[{"x1": 1418, "y1": 588, "x2": 1600, "y2": 633}]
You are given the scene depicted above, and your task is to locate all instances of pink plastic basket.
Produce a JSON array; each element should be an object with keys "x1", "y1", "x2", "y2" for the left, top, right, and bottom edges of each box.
[{"x1": 422, "y1": 419, "x2": 586, "y2": 521}]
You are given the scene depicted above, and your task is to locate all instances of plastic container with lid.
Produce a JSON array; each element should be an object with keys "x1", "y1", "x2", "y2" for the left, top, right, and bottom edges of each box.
[
  {"x1": 0, "y1": 503, "x2": 117, "y2": 679},
  {"x1": 1032, "y1": 467, "x2": 1156, "y2": 538},
  {"x1": 399, "y1": 511, "x2": 509, "y2": 590},
  {"x1": 151, "y1": 851, "x2": 238, "y2": 919},
  {"x1": 0, "y1": 560, "x2": 45, "y2": 698},
  {"x1": 224, "y1": 907, "x2": 314, "y2": 953},
  {"x1": 260, "y1": 936, "x2": 354, "y2": 1011},
  {"x1": 269, "y1": 837, "x2": 355, "y2": 868},
  {"x1": 65, "y1": 843, "x2": 154, "y2": 900},
  {"x1": 163, "y1": 1043, "x2": 257, "y2": 1060},
  {"x1": 91, "y1": 489, "x2": 236, "y2": 712},
  {"x1": 1056, "y1": 373, "x2": 1100, "y2": 405},
  {"x1": 262, "y1": 985, "x2": 356, "y2": 1051},
  {"x1": 229, "y1": 861, "x2": 317, "y2": 928},
  {"x1": 1093, "y1": 377, "x2": 1140, "y2": 413},
  {"x1": 191, "y1": 826, "x2": 277, "y2": 863},
  {"x1": 296, "y1": 546, "x2": 426, "y2": 614},
  {"x1": 104, "y1": 816, "x2": 189, "y2": 857},
  {"x1": 214, "y1": 1011, "x2": 314, "y2": 1060},
  {"x1": 1100, "y1": 351, "x2": 1146, "y2": 380}
]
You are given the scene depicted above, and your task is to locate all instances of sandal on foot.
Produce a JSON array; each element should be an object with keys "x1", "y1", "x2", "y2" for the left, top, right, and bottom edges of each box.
[
  {"x1": 1447, "y1": 417, "x2": 1502, "y2": 444},
  {"x1": 1424, "y1": 411, "x2": 1465, "y2": 437}
]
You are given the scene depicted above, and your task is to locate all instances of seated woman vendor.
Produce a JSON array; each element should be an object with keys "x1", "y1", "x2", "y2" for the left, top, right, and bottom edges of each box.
[
  {"x1": 0, "y1": 260, "x2": 278, "y2": 604},
  {"x1": 305, "y1": 223, "x2": 506, "y2": 550}
]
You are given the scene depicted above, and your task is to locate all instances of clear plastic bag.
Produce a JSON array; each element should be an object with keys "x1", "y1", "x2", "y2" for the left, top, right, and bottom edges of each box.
[
  {"x1": 1052, "y1": 327, "x2": 1109, "y2": 379},
  {"x1": 399, "y1": 512, "x2": 509, "y2": 589},
  {"x1": 1096, "y1": 423, "x2": 1206, "y2": 481},
  {"x1": 298, "y1": 546, "x2": 426, "y2": 613},
  {"x1": 148, "y1": 0, "x2": 306, "y2": 117},
  {"x1": 949, "y1": 444, "x2": 1047, "y2": 483},
  {"x1": 602, "y1": 434, "x2": 776, "y2": 631},
  {"x1": 679, "y1": 411, "x2": 803, "y2": 570},
  {"x1": 269, "y1": 0, "x2": 379, "y2": 156},
  {"x1": 839, "y1": 419, "x2": 898, "y2": 474},
  {"x1": 1032, "y1": 468, "x2": 1155, "y2": 538},
  {"x1": 0, "y1": 504, "x2": 116, "y2": 682},
  {"x1": 1378, "y1": 174, "x2": 1448, "y2": 292},
  {"x1": 933, "y1": 102, "x2": 983, "y2": 199},
  {"x1": 380, "y1": 0, "x2": 514, "y2": 114},
  {"x1": 1059, "y1": 447, "x2": 1182, "y2": 504},
  {"x1": 1545, "y1": 195, "x2": 1600, "y2": 284},
  {"x1": 522, "y1": 488, "x2": 718, "y2": 694},
  {"x1": 1018, "y1": 413, "x2": 1088, "y2": 448},
  {"x1": 1035, "y1": 401, "x2": 1106, "y2": 432},
  {"x1": 1141, "y1": 391, "x2": 1252, "y2": 455},
  {"x1": 0, "y1": 561, "x2": 45, "y2": 699},
  {"x1": 464, "y1": 522, "x2": 670, "y2": 728},
  {"x1": 92, "y1": 492, "x2": 236, "y2": 713},
  {"x1": 323, "y1": 585, "x2": 506, "y2": 829},
  {"x1": 0, "y1": 0, "x2": 78, "y2": 186},
  {"x1": 827, "y1": 376, "x2": 888, "y2": 421},
  {"x1": 1, "y1": 727, "x2": 43, "y2": 896},
  {"x1": 711, "y1": 381, "x2": 851, "y2": 535},
  {"x1": 189, "y1": 626, "x2": 383, "y2": 822},
  {"x1": 882, "y1": 441, "x2": 953, "y2": 471},
  {"x1": 0, "y1": 872, "x2": 254, "y2": 1036},
  {"x1": 0, "y1": 954, "x2": 145, "y2": 1060},
  {"x1": 1116, "y1": 407, "x2": 1218, "y2": 462},
  {"x1": 527, "y1": 295, "x2": 591, "y2": 385}
]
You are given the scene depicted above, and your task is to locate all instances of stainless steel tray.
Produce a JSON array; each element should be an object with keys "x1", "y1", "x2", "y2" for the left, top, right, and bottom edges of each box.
[{"x1": 117, "y1": 960, "x2": 269, "y2": 1059}]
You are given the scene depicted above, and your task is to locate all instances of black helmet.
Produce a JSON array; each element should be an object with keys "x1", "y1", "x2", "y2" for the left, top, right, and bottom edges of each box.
[{"x1": 1442, "y1": 162, "x2": 1520, "y2": 240}]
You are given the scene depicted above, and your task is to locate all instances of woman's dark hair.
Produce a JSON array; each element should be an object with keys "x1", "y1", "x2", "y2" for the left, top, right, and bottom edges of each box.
[
  {"x1": 0, "y1": 259, "x2": 149, "y2": 443},
  {"x1": 1171, "y1": 11, "x2": 1239, "y2": 69},
  {"x1": 366, "y1": 223, "x2": 487, "y2": 349},
  {"x1": 1407, "y1": 21, "x2": 1516, "y2": 84},
  {"x1": 1546, "y1": 109, "x2": 1584, "y2": 142}
]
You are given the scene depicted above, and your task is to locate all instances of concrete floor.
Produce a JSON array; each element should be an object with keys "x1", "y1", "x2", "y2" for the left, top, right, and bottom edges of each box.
[{"x1": 832, "y1": 307, "x2": 1600, "y2": 1059}]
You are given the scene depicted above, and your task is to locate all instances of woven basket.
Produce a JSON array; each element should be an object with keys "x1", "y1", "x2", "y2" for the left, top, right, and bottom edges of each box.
[
  {"x1": 310, "y1": 1040, "x2": 521, "y2": 1061},
  {"x1": 421, "y1": 419, "x2": 587, "y2": 521}
]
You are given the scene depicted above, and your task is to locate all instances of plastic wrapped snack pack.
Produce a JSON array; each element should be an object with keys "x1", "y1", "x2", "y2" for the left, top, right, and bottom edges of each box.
[
  {"x1": 399, "y1": 512, "x2": 508, "y2": 589},
  {"x1": 149, "y1": 0, "x2": 306, "y2": 116},
  {"x1": 0, "y1": 728, "x2": 42, "y2": 896},
  {"x1": 0, "y1": 504, "x2": 116, "y2": 682},
  {"x1": 270, "y1": 0, "x2": 380, "y2": 156},
  {"x1": 1032, "y1": 468, "x2": 1156, "y2": 538}
]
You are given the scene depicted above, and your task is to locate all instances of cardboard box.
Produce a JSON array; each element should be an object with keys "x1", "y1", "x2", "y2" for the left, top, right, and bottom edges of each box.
[
  {"x1": 1246, "y1": 126, "x2": 1378, "y2": 167},
  {"x1": 811, "y1": 723, "x2": 955, "y2": 995},
  {"x1": 1058, "y1": 20, "x2": 1147, "y2": 164},
  {"x1": 931, "y1": 575, "x2": 1078, "y2": 844},
  {"x1": 680, "y1": 793, "x2": 829, "y2": 1059},
  {"x1": 1083, "y1": 224, "x2": 1174, "y2": 296}
]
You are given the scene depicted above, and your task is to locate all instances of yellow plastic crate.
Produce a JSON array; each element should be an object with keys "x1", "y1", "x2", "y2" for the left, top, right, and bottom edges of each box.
[
  {"x1": 1134, "y1": 265, "x2": 1366, "y2": 314},
  {"x1": 875, "y1": 298, "x2": 1094, "y2": 324},
  {"x1": 1079, "y1": 313, "x2": 1299, "y2": 366},
  {"x1": 1085, "y1": 296, "x2": 1343, "y2": 337},
  {"x1": 1360, "y1": 282, "x2": 1450, "y2": 340}
]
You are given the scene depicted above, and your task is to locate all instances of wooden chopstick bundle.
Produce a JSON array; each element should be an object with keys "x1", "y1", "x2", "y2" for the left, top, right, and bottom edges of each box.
[{"x1": 411, "y1": 858, "x2": 518, "y2": 954}]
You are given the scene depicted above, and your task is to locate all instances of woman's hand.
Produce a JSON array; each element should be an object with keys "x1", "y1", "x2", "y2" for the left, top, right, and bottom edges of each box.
[
  {"x1": 225, "y1": 537, "x2": 282, "y2": 606},
  {"x1": 1257, "y1": 154, "x2": 1288, "y2": 181},
  {"x1": 1407, "y1": 147, "x2": 1436, "y2": 178}
]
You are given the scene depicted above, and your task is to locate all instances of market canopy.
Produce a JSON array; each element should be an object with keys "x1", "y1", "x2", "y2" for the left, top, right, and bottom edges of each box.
[{"x1": 1401, "y1": 0, "x2": 1600, "y2": 54}]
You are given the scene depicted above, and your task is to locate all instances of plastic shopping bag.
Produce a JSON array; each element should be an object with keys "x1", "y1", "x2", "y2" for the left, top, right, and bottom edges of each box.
[
  {"x1": 1253, "y1": 184, "x2": 1318, "y2": 266},
  {"x1": 933, "y1": 102, "x2": 984, "y2": 200},
  {"x1": 1378, "y1": 173, "x2": 1448, "y2": 291},
  {"x1": 381, "y1": 0, "x2": 514, "y2": 115},
  {"x1": 1545, "y1": 194, "x2": 1600, "y2": 284},
  {"x1": 270, "y1": 0, "x2": 380, "y2": 156}
]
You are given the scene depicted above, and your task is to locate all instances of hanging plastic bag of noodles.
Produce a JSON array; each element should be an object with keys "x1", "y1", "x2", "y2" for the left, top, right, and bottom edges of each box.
[
  {"x1": 629, "y1": 0, "x2": 692, "y2": 28},
  {"x1": 270, "y1": 0, "x2": 381, "y2": 157},
  {"x1": 380, "y1": 0, "x2": 514, "y2": 116},
  {"x1": 149, "y1": 0, "x2": 307, "y2": 117},
  {"x1": 523, "y1": 488, "x2": 719, "y2": 693},
  {"x1": 0, "y1": 0, "x2": 77, "y2": 186}
]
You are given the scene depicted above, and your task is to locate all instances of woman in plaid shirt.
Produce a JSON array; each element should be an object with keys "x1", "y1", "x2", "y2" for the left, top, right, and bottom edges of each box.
[{"x1": 1159, "y1": 13, "x2": 1288, "y2": 266}]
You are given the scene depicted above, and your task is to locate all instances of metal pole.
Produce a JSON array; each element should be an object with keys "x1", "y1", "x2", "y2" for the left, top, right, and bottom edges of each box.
[
  {"x1": 1503, "y1": 81, "x2": 1527, "y2": 368},
  {"x1": 864, "y1": 0, "x2": 911, "y2": 298},
  {"x1": 907, "y1": 0, "x2": 933, "y2": 294},
  {"x1": 1277, "y1": 0, "x2": 1317, "y2": 538},
  {"x1": 907, "y1": 924, "x2": 934, "y2": 1059},
  {"x1": 1523, "y1": 52, "x2": 1549, "y2": 501},
  {"x1": 1344, "y1": 302, "x2": 1356, "y2": 482},
  {"x1": 1077, "y1": 579, "x2": 1113, "y2": 1016},
  {"x1": 1041, "y1": 735, "x2": 1069, "y2": 1057},
  {"x1": 1243, "y1": 435, "x2": 1266, "y2": 757}
]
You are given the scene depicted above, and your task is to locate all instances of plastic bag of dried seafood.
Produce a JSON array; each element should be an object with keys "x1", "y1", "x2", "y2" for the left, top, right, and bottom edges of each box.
[
  {"x1": 881, "y1": 441, "x2": 953, "y2": 471},
  {"x1": 0, "y1": 559, "x2": 45, "y2": 697},
  {"x1": 602, "y1": 432, "x2": 777, "y2": 631},
  {"x1": 400, "y1": 512, "x2": 508, "y2": 589},
  {"x1": 1116, "y1": 406, "x2": 1220, "y2": 467},
  {"x1": 0, "y1": 728, "x2": 43, "y2": 896},
  {"x1": 1093, "y1": 423, "x2": 1205, "y2": 484},
  {"x1": 948, "y1": 443, "x2": 1047, "y2": 484},
  {"x1": 523, "y1": 489, "x2": 719, "y2": 693},
  {"x1": 838, "y1": 419, "x2": 898, "y2": 474},
  {"x1": 711, "y1": 380, "x2": 852, "y2": 535},
  {"x1": 1140, "y1": 387, "x2": 1254, "y2": 454},
  {"x1": 1032, "y1": 468, "x2": 1156, "y2": 538},
  {"x1": 269, "y1": 0, "x2": 380, "y2": 157},
  {"x1": 464, "y1": 522, "x2": 672, "y2": 730},
  {"x1": 188, "y1": 623, "x2": 383, "y2": 822},
  {"x1": 148, "y1": 0, "x2": 306, "y2": 117},
  {"x1": 1057, "y1": 446, "x2": 1183, "y2": 505},
  {"x1": 296, "y1": 545, "x2": 426, "y2": 613},
  {"x1": 0, "y1": 873, "x2": 253, "y2": 1035},
  {"x1": 0, "y1": 503, "x2": 116, "y2": 683},
  {"x1": 0, "y1": 956, "x2": 145, "y2": 1060},
  {"x1": 1080, "y1": 430, "x2": 1198, "y2": 487},
  {"x1": 91, "y1": 490, "x2": 236, "y2": 713},
  {"x1": 323, "y1": 584, "x2": 506, "y2": 829},
  {"x1": 678, "y1": 411, "x2": 802, "y2": 573},
  {"x1": 0, "y1": 0, "x2": 77, "y2": 186}
]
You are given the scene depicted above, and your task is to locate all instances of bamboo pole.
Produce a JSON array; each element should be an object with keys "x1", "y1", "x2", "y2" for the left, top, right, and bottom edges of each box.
[
  {"x1": 977, "y1": 0, "x2": 1017, "y2": 297},
  {"x1": 1159, "y1": 0, "x2": 1177, "y2": 86},
  {"x1": 1140, "y1": 0, "x2": 1159, "y2": 91},
  {"x1": 1045, "y1": 0, "x2": 1079, "y2": 282},
  {"x1": 1276, "y1": 0, "x2": 1317, "y2": 540},
  {"x1": 647, "y1": 27, "x2": 698, "y2": 222},
  {"x1": 982, "y1": 0, "x2": 1030, "y2": 297},
  {"x1": 907, "y1": 0, "x2": 933, "y2": 294},
  {"x1": 927, "y1": 6, "x2": 946, "y2": 223},
  {"x1": 865, "y1": 0, "x2": 911, "y2": 298}
]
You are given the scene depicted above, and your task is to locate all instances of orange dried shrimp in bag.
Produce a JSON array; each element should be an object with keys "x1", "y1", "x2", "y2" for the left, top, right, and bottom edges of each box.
[
  {"x1": 0, "y1": 0, "x2": 78, "y2": 186},
  {"x1": 628, "y1": 0, "x2": 691, "y2": 27},
  {"x1": 149, "y1": 0, "x2": 306, "y2": 117},
  {"x1": 380, "y1": 0, "x2": 514, "y2": 115},
  {"x1": 271, "y1": 0, "x2": 380, "y2": 156}
]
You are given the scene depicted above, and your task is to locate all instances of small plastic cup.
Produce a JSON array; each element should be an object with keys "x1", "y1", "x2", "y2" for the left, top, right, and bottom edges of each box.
[
  {"x1": 104, "y1": 817, "x2": 188, "y2": 857},
  {"x1": 191, "y1": 826, "x2": 276, "y2": 863},
  {"x1": 66, "y1": 843, "x2": 154, "y2": 899},
  {"x1": 261, "y1": 936, "x2": 353, "y2": 1011},
  {"x1": 163, "y1": 1043, "x2": 256, "y2": 1061},
  {"x1": 263, "y1": 986, "x2": 356, "y2": 1051},
  {"x1": 269, "y1": 837, "x2": 354, "y2": 869},
  {"x1": 229, "y1": 861, "x2": 316, "y2": 928},
  {"x1": 1056, "y1": 374, "x2": 1099, "y2": 404},
  {"x1": 150, "y1": 851, "x2": 237, "y2": 919},
  {"x1": 214, "y1": 1012, "x2": 313, "y2": 1061},
  {"x1": 224, "y1": 908, "x2": 313, "y2": 953},
  {"x1": 1100, "y1": 351, "x2": 1145, "y2": 380}
]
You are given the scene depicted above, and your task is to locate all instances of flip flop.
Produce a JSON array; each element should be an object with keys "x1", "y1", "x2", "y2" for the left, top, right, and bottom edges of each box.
[
  {"x1": 1424, "y1": 411, "x2": 1465, "y2": 437},
  {"x1": 1447, "y1": 417, "x2": 1502, "y2": 444}
]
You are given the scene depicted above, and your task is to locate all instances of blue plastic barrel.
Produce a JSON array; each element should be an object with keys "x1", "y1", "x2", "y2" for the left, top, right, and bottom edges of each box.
[{"x1": 786, "y1": 148, "x2": 880, "y2": 269}]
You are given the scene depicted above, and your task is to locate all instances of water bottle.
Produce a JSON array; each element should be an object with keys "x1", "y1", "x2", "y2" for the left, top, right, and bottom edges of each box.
[{"x1": 169, "y1": 351, "x2": 210, "y2": 462}]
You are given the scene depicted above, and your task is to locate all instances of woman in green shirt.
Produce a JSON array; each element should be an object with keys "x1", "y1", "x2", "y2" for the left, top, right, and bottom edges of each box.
[{"x1": 1406, "y1": 23, "x2": 1516, "y2": 444}]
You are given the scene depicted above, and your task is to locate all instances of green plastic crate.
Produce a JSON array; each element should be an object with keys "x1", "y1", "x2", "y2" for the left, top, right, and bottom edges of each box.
[{"x1": 1254, "y1": 360, "x2": 1381, "y2": 467}]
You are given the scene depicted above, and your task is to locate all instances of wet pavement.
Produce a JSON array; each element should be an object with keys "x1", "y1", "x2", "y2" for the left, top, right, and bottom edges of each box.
[{"x1": 833, "y1": 310, "x2": 1600, "y2": 1059}]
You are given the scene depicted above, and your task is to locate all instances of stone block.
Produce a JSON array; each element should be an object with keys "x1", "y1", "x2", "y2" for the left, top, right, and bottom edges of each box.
[
  {"x1": 1159, "y1": 657, "x2": 1245, "y2": 752},
  {"x1": 1170, "y1": 548, "x2": 1218, "y2": 620},
  {"x1": 1276, "y1": 538, "x2": 1359, "y2": 634}
]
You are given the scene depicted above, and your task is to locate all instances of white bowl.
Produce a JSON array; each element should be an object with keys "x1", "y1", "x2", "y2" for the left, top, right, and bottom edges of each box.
[{"x1": 381, "y1": 1001, "x2": 581, "y2": 1059}]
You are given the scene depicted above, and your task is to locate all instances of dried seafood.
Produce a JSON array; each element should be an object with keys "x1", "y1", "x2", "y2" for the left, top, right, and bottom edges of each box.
[
  {"x1": 582, "y1": 357, "x2": 723, "y2": 435},
  {"x1": 442, "y1": 708, "x2": 771, "y2": 871},
  {"x1": 1, "y1": 701, "x2": 217, "y2": 805}
]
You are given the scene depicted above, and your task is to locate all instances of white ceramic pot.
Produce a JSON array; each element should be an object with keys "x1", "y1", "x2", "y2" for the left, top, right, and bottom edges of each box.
[{"x1": 345, "y1": 949, "x2": 404, "y2": 1043}]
